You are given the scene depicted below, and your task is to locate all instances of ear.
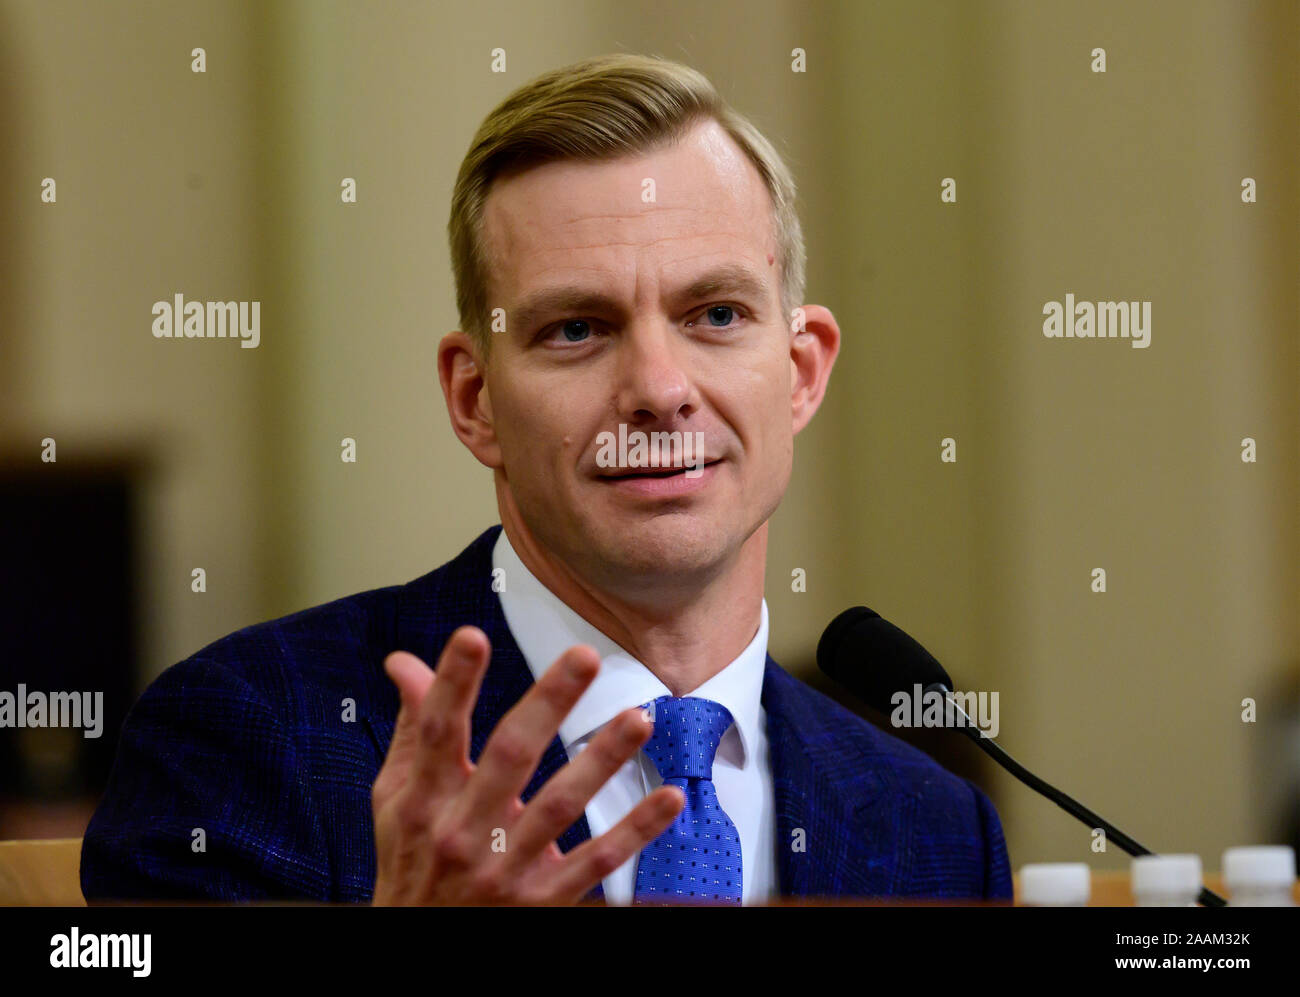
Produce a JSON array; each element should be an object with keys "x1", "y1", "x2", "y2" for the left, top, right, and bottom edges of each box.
[
  {"x1": 789, "y1": 305, "x2": 841, "y2": 435},
  {"x1": 437, "y1": 330, "x2": 503, "y2": 468}
]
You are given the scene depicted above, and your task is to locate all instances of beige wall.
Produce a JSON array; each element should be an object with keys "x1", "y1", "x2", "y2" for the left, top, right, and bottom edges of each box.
[
  {"x1": 2, "y1": 0, "x2": 1295, "y2": 873},
  {"x1": 814, "y1": 0, "x2": 1299, "y2": 867},
  {"x1": 0, "y1": 1, "x2": 268, "y2": 675}
]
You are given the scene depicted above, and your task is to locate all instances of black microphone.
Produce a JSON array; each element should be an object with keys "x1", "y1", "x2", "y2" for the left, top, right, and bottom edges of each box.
[{"x1": 817, "y1": 606, "x2": 1227, "y2": 908}]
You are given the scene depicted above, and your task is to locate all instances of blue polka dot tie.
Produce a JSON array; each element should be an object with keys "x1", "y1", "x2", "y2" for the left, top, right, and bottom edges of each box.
[{"x1": 633, "y1": 696, "x2": 743, "y2": 904}]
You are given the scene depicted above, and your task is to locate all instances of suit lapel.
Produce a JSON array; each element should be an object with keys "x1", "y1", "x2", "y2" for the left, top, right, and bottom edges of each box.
[{"x1": 762, "y1": 655, "x2": 902, "y2": 899}]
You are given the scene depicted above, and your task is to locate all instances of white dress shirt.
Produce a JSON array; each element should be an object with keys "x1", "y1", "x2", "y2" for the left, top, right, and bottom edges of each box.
[{"x1": 492, "y1": 529, "x2": 777, "y2": 905}]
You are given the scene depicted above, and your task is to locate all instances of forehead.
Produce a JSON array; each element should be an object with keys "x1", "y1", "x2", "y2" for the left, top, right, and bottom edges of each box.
[{"x1": 480, "y1": 118, "x2": 777, "y2": 302}]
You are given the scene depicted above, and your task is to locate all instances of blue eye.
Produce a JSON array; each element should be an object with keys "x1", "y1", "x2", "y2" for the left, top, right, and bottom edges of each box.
[
  {"x1": 560, "y1": 320, "x2": 591, "y2": 342},
  {"x1": 704, "y1": 305, "x2": 735, "y2": 327},
  {"x1": 687, "y1": 305, "x2": 741, "y2": 330}
]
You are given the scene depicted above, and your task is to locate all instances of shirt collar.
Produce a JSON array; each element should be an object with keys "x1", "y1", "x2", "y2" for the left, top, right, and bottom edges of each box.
[{"x1": 492, "y1": 528, "x2": 768, "y2": 767}]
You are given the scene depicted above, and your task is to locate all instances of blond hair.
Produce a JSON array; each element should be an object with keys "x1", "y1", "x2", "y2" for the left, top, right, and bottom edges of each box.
[{"x1": 448, "y1": 53, "x2": 806, "y2": 354}]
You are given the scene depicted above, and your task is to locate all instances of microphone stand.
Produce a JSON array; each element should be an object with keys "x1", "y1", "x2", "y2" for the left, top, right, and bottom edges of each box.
[{"x1": 927, "y1": 682, "x2": 1227, "y2": 908}]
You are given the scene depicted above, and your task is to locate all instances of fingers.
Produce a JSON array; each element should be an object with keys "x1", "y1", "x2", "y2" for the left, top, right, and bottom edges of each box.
[
  {"x1": 373, "y1": 634, "x2": 684, "y2": 906},
  {"x1": 456, "y1": 645, "x2": 600, "y2": 829},
  {"x1": 384, "y1": 650, "x2": 436, "y2": 742},
  {"x1": 504, "y1": 705, "x2": 653, "y2": 869},
  {"x1": 549, "y1": 785, "x2": 685, "y2": 904},
  {"x1": 385, "y1": 649, "x2": 436, "y2": 706},
  {"x1": 407, "y1": 626, "x2": 492, "y2": 800},
  {"x1": 374, "y1": 650, "x2": 437, "y2": 797}
]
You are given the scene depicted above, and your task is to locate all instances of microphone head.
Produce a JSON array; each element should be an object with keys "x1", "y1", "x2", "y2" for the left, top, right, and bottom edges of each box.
[{"x1": 816, "y1": 606, "x2": 954, "y2": 714}]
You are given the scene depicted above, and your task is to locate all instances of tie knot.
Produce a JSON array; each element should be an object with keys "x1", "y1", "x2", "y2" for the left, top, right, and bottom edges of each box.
[{"x1": 640, "y1": 696, "x2": 734, "y2": 781}]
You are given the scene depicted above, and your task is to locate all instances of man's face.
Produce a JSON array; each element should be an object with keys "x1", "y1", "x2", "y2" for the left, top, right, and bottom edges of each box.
[{"x1": 474, "y1": 118, "x2": 800, "y2": 591}]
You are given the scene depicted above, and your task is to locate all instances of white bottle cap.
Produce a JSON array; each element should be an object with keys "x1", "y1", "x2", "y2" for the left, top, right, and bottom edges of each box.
[
  {"x1": 1019, "y1": 863, "x2": 1091, "y2": 905},
  {"x1": 1132, "y1": 854, "x2": 1202, "y2": 897},
  {"x1": 1222, "y1": 845, "x2": 1296, "y2": 889}
]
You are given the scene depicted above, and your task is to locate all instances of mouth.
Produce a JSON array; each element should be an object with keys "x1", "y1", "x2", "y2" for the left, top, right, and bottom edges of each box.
[{"x1": 597, "y1": 459, "x2": 723, "y2": 481}]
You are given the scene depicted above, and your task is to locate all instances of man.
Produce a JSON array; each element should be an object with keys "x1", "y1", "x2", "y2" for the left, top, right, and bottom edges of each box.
[{"x1": 81, "y1": 53, "x2": 1012, "y2": 905}]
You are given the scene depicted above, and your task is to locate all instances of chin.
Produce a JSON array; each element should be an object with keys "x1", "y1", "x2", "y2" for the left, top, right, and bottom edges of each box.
[{"x1": 586, "y1": 512, "x2": 739, "y2": 579}]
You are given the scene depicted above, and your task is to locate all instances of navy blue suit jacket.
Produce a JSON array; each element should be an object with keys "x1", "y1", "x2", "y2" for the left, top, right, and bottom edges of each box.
[{"x1": 81, "y1": 525, "x2": 1012, "y2": 903}]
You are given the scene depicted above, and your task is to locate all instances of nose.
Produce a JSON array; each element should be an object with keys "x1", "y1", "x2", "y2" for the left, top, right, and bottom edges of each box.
[{"x1": 614, "y1": 324, "x2": 696, "y2": 425}]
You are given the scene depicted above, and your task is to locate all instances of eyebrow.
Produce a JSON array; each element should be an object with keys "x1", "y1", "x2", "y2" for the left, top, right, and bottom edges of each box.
[{"x1": 509, "y1": 262, "x2": 772, "y2": 335}]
